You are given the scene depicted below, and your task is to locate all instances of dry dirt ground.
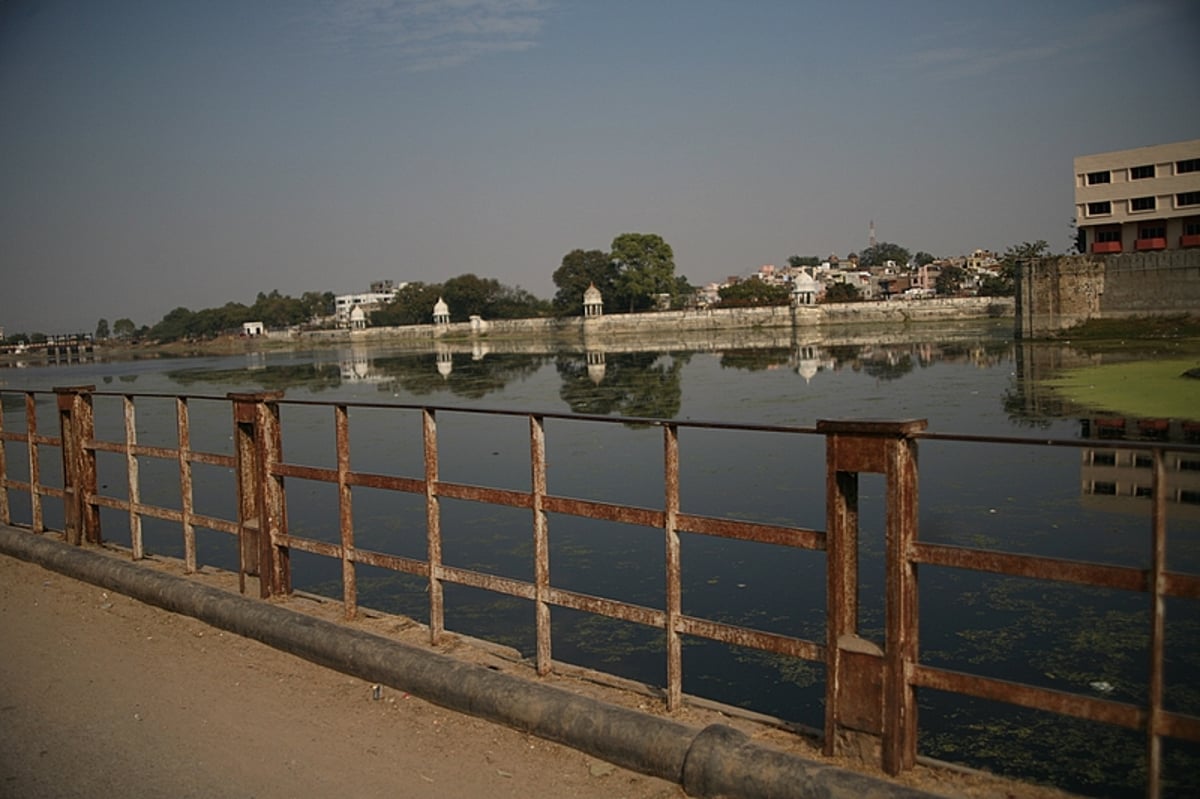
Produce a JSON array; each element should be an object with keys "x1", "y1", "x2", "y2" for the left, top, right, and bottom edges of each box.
[
  {"x1": 0, "y1": 554, "x2": 683, "y2": 799},
  {"x1": 0, "y1": 546, "x2": 1080, "y2": 799}
]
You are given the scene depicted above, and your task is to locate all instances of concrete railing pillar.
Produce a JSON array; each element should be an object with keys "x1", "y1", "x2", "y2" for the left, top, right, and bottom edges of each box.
[
  {"x1": 54, "y1": 385, "x2": 100, "y2": 546},
  {"x1": 818, "y1": 418, "x2": 926, "y2": 776},
  {"x1": 229, "y1": 392, "x2": 289, "y2": 598}
]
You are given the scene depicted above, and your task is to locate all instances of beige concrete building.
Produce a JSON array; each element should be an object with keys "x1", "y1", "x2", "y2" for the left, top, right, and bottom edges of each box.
[{"x1": 1074, "y1": 138, "x2": 1200, "y2": 255}]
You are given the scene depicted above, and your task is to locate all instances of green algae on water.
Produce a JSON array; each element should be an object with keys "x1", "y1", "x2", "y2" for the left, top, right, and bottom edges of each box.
[{"x1": 1044, "y1": 358, "x2": 1200, "y2": 420}]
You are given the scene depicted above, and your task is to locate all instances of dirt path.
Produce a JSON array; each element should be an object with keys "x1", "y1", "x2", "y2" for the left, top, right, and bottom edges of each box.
[{"x1": 0, "y1": 554, "x2": 683, "y2": 799}]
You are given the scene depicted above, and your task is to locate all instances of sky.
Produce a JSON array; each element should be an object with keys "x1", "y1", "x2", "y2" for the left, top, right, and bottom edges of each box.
[{"x1": 1, "y1": 0, "x2": 1198, "y2": 335}]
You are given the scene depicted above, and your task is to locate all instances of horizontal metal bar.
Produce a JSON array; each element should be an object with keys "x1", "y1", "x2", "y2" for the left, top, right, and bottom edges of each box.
[
  {"x1": 437, "y1": 564, "x2": 537, "y2": 601},
  {"x1": 677, "y1": 513, "x2": 826, "y2": 550},
  {"x1": 1163, "y1": 571, "x2": 1200, "y2": 600},
  {"x1": 1161, "y1": 710, "x2": 1200, "y2": 742},
  {"x1": 187, "y1": 451, "x2": 236, "y2": 468},
  {"x1": 913, "y1": 665, "x2": 1143, "y2": 729},
  {"x1": 677, "y1": 615, "x2": 825, "y2": 661},
  {"x1": 285, "y1": 537, "x2": 341, "y2": 558},
  {"x1": 913, "y1": 542, "x2": 1146, "y2": 592},
  {"x1": 436, "y1": 482, "x2": 533, "y2": 509},
  {"x1": 273, "y1": 463, "x2": 338, "y2": 483},
  {"x1": 352, "y1": 547, "x2": 429, "y2": 577},
  {"x1": 190, "y1": 513, "x2": 238, "y2": 535},
  {"x1": 542, "y1": 495, "x2": 663, "y2": 528},
  {"x1": 544, "y1": 587, "x2": 666, "y2": 628},
  {"x1": 346, "y1": 471, "x2": 425, "y2": 494}
]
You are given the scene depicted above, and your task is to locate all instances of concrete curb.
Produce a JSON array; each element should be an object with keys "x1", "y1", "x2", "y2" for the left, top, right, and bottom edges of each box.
[{"x1": 0, "y1": 526, "x2": 948, "y2": 799}]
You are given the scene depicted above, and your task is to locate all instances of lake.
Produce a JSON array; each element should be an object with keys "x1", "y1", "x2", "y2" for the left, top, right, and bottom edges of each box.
[{"x1": 2, "y1": 319, "x2": 1198, "y2": 798}]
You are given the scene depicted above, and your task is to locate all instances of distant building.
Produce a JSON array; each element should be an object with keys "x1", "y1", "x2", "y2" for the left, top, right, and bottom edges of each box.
[
  {"x1": 1074, "y1": 139, "x2": 1200, "y2": 255},
  {"x1": 242, "y1": 321, "x2": 264, "y2": 336},
  {"x1": 334, "y1": 282, "x2": 404, "y2": 327}
]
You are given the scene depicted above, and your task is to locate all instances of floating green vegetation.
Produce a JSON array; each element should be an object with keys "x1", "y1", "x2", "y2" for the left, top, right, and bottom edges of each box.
[{"x1": 1044, "y1": 358, "x2": 1200, "y2": 420}]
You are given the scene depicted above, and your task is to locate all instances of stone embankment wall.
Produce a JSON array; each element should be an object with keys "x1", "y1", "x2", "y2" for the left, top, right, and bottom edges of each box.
[
  {"x1": 307, "y1": 296, "x2": 1013, "y2": 346},
  {"x1": 1016, "y1": 250, "x2": 1200, "y2": 338}
]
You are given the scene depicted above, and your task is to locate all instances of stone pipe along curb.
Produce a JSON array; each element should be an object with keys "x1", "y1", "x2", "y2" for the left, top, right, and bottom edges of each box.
[{"x1": 0, "y1": 527, "x2": 949, "y2": 799}]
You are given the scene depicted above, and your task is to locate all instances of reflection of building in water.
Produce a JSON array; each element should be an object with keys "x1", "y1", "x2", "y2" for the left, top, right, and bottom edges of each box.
[
  {"x1": 436, "y1": 346, "x2": 453, "y2": 378},
  {"x1": 1080, "y1": 417, "x2": 1200, "y2": 520},
  {"x1": 337, "y1": 345, "x2": 388, "y2": 383},
  {"x1": 471, "y1": 341, "x2": 491, "y2": 361},
  {"x1": 245, "y1": 351, "x2": 266, "y2": 371},
  {"x1": 790, "y1": 345, "x2": 835, "y2": 383},
  {"x1": 585, "y1": 349, "x2": 606, "y2": 384}
]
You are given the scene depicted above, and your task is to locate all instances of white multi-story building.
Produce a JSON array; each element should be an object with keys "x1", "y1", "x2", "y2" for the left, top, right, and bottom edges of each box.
[
  {"x1": 1074, "y1": 139, "x2": 1200, "y2": 255},
  {"x1": 334, "y1": 281, "x2": 405, "y2": 327}
]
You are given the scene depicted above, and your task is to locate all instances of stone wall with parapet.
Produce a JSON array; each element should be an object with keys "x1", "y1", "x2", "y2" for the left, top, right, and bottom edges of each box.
[
  {"x1": 305, "y1": 296, "x2": 1014, "y2": 345},
  {"x1": 1016, "y1": 250, "x2": 1200, "y2": 337}
]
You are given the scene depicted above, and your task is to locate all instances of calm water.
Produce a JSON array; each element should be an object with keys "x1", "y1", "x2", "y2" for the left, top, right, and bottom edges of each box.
[{"x1": 3, "y1": 321, "x2": 1198, "y2": 797}]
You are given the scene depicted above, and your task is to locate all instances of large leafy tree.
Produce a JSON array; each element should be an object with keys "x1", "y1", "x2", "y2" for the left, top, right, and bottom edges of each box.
[
  {"x1": 787, "y1": 255, "x2": 820, "y2": 267},
  {"x1": 112, "y1": 318, "x2": 137, "y2": 339},
  {"x1": 821, "y1": 282, "x2": 861, "y2": 303},
  {"x1": 716, "y1": 278, "x2": 791, "y2": 308},
  {"x1": 935, "y1": 265, "x2": 966, "y2": 296},
  {"x1": 610, "y1": 233, "x2": 676, "y2": 312},
  {"x1": 552, "y1": 249, "x2": 618, "y2": 316},
  {"x1": 982, "y1": 240, "x2": 1050, "y2": 297},
  {"x1": 95, "y1": 318, "x2": 109, "y2": 340},
  {"x1": 371, "y1": 282, "x2": 444, "y2": 326},
  {"x1": 858, "y1": 242, "x2": 911, "y2": 267}
]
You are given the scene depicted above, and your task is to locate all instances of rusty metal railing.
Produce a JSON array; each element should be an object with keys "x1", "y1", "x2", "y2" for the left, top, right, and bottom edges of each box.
[{"x1": 2, "y1": 385, "x2": 1199, "y2": 798}]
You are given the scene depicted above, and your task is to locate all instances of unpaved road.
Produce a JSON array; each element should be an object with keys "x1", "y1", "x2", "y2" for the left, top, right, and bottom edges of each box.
[{"x1": 0, "y1": 554, "x2": 683, "y2": 799}]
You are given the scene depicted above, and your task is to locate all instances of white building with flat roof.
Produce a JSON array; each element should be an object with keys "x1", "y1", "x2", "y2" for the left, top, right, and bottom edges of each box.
[
  {"x1": 1074, "y1": 139, "x2": 1200, "y2": 255},
  {"x1": 334, "y1": 284, "x2": 404, "y2": 327}
]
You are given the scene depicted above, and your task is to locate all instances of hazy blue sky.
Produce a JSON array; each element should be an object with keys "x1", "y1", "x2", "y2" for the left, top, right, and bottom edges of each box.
[{"x1": 2, "y1": 0, "x2": 1198, "y2": 334}]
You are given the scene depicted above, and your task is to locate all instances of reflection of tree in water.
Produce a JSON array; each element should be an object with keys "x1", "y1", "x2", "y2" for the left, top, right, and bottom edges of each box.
[
  {"x1": 374, "y1": 353, "x2": 547, "y2": 400},
  {"x1": 166, "y1": 364, "x2": 343, "y2": 392},
  {"x1": 557, "y1": 352, "x2": 685, "y2": 420},
  {"x1": 860, "y1": 353, "x2": 915, "y2": 381},
  {"x1": 718, "y1": 348, "x2": 791, "y2": 372}
]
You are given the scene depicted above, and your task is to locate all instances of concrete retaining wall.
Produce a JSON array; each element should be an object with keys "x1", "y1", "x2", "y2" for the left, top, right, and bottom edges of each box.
[{"x1": 0, "y1": 525, "x2": 949, "y2": 799}]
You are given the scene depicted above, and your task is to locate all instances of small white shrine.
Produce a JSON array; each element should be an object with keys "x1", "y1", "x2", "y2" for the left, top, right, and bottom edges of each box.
[
  {"x1": 432, "y1": 297, "x2": 450, "y2": 325},
  {"x1": 583, "y1": 283, "x2": 603, "y2": 317}
]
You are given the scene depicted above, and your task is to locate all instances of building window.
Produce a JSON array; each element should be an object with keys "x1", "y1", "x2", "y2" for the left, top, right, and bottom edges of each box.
[
  {"x1": 1096, "y1": 229, "x2": 1121, "y2": 243},
  {"x1": 1177, "y1": 192, "x2": 1200, "y2": 207},
  {"x1": 1087, "y1": 201, "x2": 1112, "y2": 216},
  {"x1": 1130, "y1": 164, "x2": 1155, "y2": 180},
  {"x1": 1134, "y1": 486, "x2": 1153, "y2": 498},
  {"x1": 1130, "y1": 196, "x2": 1156, "y2": 212},
  {"x1": 1086, "y1": 171, "x2": 1111, "y2": 185},
  {"x1": 1091, "y1": 481, "x2": 1118, "y2": 495},
  {"x1": 1134, "y1": 454, "x2": 1152, "y2": 469},
  {"x1": 1177, "y1": 158, "x2": 1200, "y2": 174},
  {"x1": 1181, "y1": 458, "x2": 1200, "y2": 472},
  {"x1": 1186, "y1": 222, "x2": 1200, "y2": 236},
  {"x1": 1139, "y1": 225, "x2": 1165, "y2": 239}
]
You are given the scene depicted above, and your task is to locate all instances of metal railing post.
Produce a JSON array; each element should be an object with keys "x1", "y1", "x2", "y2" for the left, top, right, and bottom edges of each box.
[
  {"x1": 229, "y1": 392, "x2": 287, "y2": 598},
  {"x1": 818, "y1": 418, "x2": 926, "y2": 775},
  {"x1": 55, "y1": 385, "x2": 100, "y2": 546}
]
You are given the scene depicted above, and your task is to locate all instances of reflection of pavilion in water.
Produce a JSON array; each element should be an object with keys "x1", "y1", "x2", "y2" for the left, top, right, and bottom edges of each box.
[{"x1": 1080, "y1": 416, "x2": 1200, "y2": 520}]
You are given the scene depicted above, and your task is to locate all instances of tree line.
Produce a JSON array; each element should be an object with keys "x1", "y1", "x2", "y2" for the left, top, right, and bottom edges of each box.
[{"x1": 4, "y1": 234, "x2": 1049, "y2": 346}]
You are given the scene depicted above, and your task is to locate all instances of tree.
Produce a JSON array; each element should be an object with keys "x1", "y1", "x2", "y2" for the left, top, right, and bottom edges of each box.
[
  {"x1": 371, "y1": 282, "x2": 444, "y2": 326},
  {"x1": 935, "y1": 265, "x2": 965, "y2": 296},
  {"x1": 113, "y1": 318, "x2": 137, "y2": 339},
  {"x1": 552, "y1": 249, "x2": 618, "y2": 316},
  {"x1": 716, "y1": 278, "x2": 791, "y2": 308},
  {"x1": 610, "y1": 233, "x2": 676, "y2": 313},
  {"x1": 983, "y1": 240, "x2": 1050, "y2": 297},
  {"x1": 914, "y1": 251, "x2": 936, "y2": 267},
  {"x1": 787, "y1": 255, "x2": 820, "y2": 267},
  {"x1": 95, "y1": 318, "x2": 109, "y2": 340},
  {"x1": 822, "y1": 282, "x2": 861, "y2": 303},
  {"x1": 858, "y1": 242, "x2": 910, "y2": 267}
]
